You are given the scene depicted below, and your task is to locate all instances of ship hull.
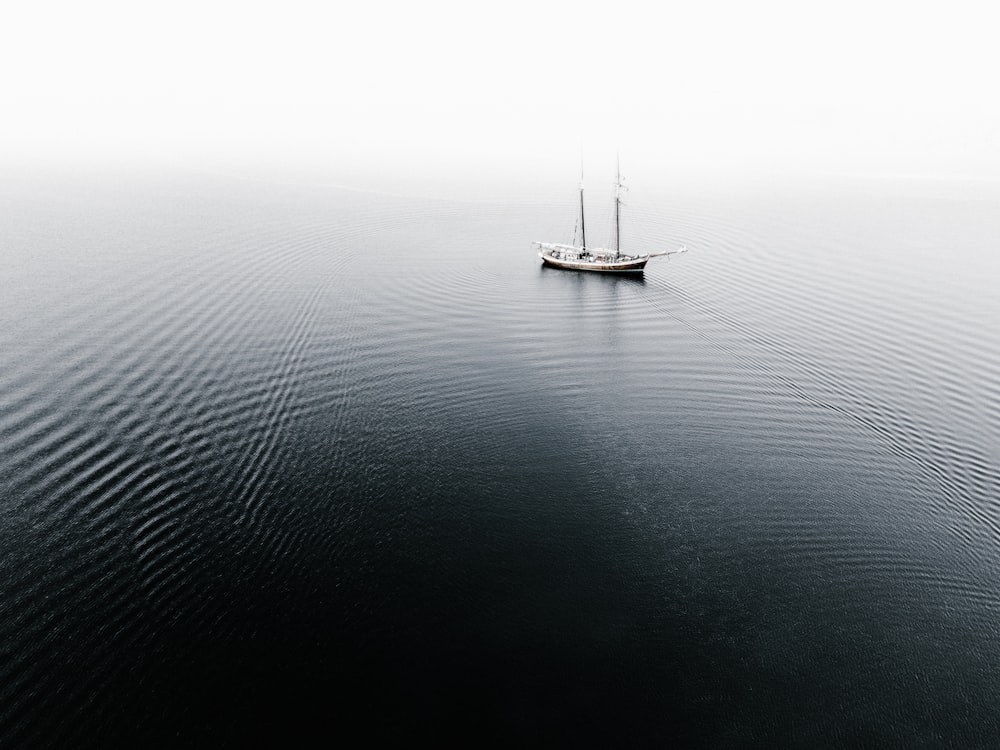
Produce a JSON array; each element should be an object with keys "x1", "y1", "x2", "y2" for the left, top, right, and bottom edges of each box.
[{"x1": 539, "y1": 252, "x2": 648, "y2": 273}]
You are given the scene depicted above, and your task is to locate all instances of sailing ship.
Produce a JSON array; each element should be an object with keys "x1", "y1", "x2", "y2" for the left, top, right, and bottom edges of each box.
[{"x1": 534, "y1": 161, "x2": 686, "y2": 273}]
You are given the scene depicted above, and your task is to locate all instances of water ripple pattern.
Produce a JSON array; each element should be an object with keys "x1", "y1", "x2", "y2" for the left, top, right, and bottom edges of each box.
[{"x1": 1, "y1": 173, "x2": 999, "y2": 746}]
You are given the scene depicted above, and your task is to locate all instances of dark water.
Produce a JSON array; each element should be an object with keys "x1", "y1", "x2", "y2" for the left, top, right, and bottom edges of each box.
[{"x1": 1, "y1": 172, "x2": 999, "y2": 746}]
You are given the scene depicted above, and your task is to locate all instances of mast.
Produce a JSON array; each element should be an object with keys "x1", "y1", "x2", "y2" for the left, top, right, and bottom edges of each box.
[
  {"x1": 614, "y1": 155, "x2": 621, "y2": 257},
  {"x1": 579, "y1": 161, "x2": 587, "y2": 252}
]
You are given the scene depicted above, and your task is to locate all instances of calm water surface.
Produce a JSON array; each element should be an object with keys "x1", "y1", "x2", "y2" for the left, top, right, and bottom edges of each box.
[{"x1": 1, "y1": 172, "x2": 999, "y2": 746}]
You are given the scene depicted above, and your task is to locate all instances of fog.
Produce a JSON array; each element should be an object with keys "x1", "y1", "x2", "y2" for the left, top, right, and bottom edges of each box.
[{"x1": 4, "y1": 0, "x2": 998, "y2": 189}]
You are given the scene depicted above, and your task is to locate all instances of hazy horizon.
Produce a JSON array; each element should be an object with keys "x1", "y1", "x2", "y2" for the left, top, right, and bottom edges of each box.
[{"x1": 4, "y1": 0, "x2": 998, "y2": 188}]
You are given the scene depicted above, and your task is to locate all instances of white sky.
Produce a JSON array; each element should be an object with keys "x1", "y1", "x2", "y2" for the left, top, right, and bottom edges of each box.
[{"x1": 3, "y1": 0, "x2": 998, "y2": 184}]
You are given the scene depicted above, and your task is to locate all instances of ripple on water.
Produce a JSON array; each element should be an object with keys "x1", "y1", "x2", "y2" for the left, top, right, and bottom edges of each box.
[{"x1": 1, "y1": 176, "x2": 999, "y2": 745}]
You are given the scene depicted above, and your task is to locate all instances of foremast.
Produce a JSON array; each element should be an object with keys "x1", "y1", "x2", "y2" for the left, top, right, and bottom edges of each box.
[{"x1": 578, "y1": 162, "x2": 587, "y2": 253}]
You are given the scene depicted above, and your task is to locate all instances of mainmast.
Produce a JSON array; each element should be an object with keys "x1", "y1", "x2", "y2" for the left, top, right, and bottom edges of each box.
[
  {"x1": 579, "y1": 161, "x2": 587, "y2": 252},
  {"x1": 614, "y1": 155, "x2": 622, "y2": 258}
]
